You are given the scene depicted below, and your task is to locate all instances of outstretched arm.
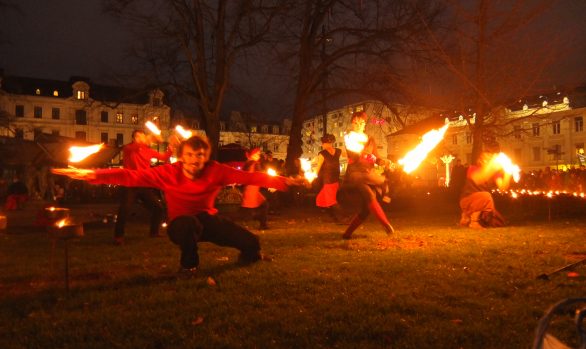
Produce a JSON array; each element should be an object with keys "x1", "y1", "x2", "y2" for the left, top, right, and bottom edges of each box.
[{"x1": 51, "y1": 168, "x2": 97, "y2": 181}]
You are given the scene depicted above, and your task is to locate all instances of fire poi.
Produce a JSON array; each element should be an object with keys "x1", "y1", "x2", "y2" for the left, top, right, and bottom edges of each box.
[
  {"x1": 68, "y1": 144, "x2": 104, "y2": 163},
  {"x1": 398, "y1": 124, "x2": 449, "y2": 174}
]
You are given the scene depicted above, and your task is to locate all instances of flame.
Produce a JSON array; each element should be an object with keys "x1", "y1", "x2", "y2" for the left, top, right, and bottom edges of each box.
[
  {"x1": 493, "y1": 152, "x2": 521, "y2": 182},
  {"x1": 267, "y1": 168, "x2": 277, "y2": 176},
  {"x1": 344, "y1": 131, "x2": 368, "y2": 153},
  {"x1": 47, "y1": 207, "x2": 56, "y2": 211},
  {"x1": 300, "y1": 158, "x2": 317, "y2": 183},
  {"x1": 145, "y1": 121, "x2": 161, "y2": 136},
  {"x1": 175, "y1": 125, "x2": 193, "y2": 139},
  {"x1": 56, "y1": 218, "x2": 68, "y2": 228},
  {"x1": 68, "y1": 144, "x2": 104, "y2": 163},
  {"x1": 398, "y1": 124, "x2": 449, "y2": 174}
]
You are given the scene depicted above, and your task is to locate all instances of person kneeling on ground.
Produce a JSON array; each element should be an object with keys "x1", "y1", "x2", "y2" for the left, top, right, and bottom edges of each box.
[
  {"x1": 52, "y1": 135, "x2": 305, "y2": 275},
  {"x1": 459, "y1": 151, "x2": 509, "y2": 229}
]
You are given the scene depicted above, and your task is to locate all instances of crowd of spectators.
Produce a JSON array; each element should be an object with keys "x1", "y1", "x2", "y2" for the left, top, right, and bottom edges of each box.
[{"x1": 511, "y1": 165, "x2": 586, "y2": 193}]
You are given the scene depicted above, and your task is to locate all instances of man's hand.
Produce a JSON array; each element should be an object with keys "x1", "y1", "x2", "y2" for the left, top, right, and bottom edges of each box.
[
  {"x1": 51, "y1": 168, "x2": 97, "y2": 181},
  {"x1": 285, "y1": 176, "x2": 308, "y2": 187}
]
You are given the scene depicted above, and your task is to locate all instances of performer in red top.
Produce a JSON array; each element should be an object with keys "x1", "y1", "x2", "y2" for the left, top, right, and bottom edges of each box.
[
  {"x1": 52, "y1": 135, "x2": 302, "y2": 274},
  {"x1": 241, "y1": 148, "x2": 270, "y2": 229},
  {"x1": 338, "y1": 111, "x2": 394, "y2": 239},
  {"x1": 114, "y1": 129, "x2": 175, "y2": 245}
]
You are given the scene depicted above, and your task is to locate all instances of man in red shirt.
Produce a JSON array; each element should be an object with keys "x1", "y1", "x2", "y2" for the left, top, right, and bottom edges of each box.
[
  {"x1": 114, "y1": 130, "x2": 175, "y2": 245},
  {"x1": 52, "y1": 135, "x2": 302, "y2": 274}
]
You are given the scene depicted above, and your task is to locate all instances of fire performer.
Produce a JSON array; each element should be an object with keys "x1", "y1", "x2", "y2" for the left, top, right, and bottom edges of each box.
[
  {"x1": 459, "y1": 151, "x2": 510, "y2": 229},
  {"x1": 314, "y1": 134, "x2": 344, "y2": 223},
  {"x1": 240, "y1": 148, "x2": 270, "y2": 230},
  {"x1": 113, "y1": 129, "x2": 177, "y2": 245},
  {"x1": 52, "y1": 135, "x2": 303, "y2": 275},
  {"x1": 338, "y1": 111, "x2": 394, "y2": 239}
]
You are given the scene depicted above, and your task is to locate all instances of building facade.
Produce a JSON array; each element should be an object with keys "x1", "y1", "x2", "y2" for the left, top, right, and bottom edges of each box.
[{"x1": 0, "y1": 73, "x2": 172, "y2": 153}]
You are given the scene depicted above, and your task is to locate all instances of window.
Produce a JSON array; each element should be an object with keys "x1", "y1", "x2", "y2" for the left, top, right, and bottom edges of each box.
[
  {"x1": 101, "y1": 111, "x2": 109, "y2": 123},
  {"x1": 552, "y1": 120, "x2": 561, "y2": 135},
  {"x1": 356, "y1": 105, "x2": 364, "y2": 112},
  {"x1": 220, "y1": 122, "x2": 226, "y2": 131},
  {"x1": 76, "y1": 90, "x2": 86, "y2": 100},
  {"x1": 35, "y1": 88, "x2": 41, "y2": 95},
  {"x1": 532, "y1": 123, "x2": 540, "y2": 136},
  {"x1": 52, "y1": 130, "x2": 60, "y2": 136},
  {"x1": 75, "y1": 110, "x2": 87, "y2": 125},
  {"x1": 513, "y1": 125, "x2": 521, "y2": 139},
  {"x1": 549, "y1": 144, "x2": 562, "y2": 160},
  {"x1": 262, "y1": 125, "x2": 269, "y2": 133},
  {"x1": 34, "y1": 106, "x2": 42, "y2": 119},
  {"x1": 15, "y1": 105, "x2": 24, "y2": 117},
  {"x1": 575, "y1": 116, "x2": 583, "y2": 132},
  {"x1": 75, "y1": 131, "x2": 87, "y2": 141},
  {"x1": 272, "y1": 126, "x2": 279, "y2": 134},
  {"x1": 452, "y1": 134, "x2": 458, "y2": 145},
  {"x1": 532, "y1": 147, "x2": 541, "y2": 161},
  {"x1": 116, "y1": 133, "x2": 124, "y2": 147},
  {"x1": 152, "y1": 97, "x2": 161, "y2": 107},
  {"x1": 131, "y1": 115, "x2": 138, "y2": 124},
  {"x1": 53, "y1": 90, "x2": 59, "y2": 97},
  {"x1": 250, "y1": 126, "x2": 257, "y2": 133},
  {"x1": 52, "y1": 108, "x2": 60, "y2": 120},
  {"x1": 273, "y1": 144, "x2": 279, "y2": 152},
  {"x1": 116, "y1": 112, "x2": 123, "y2": 124},
  {"x1": 576, "y1": 143, "x2": 584, "y2": 156},
  {"x1": 101, "y1": 132, "x2": 109, "y2": 143},
  {"x1": 15, "y1": 128, "x2": 24, "y2": 139},
  {"x1": 466, "y1": 132, "x2": 472, "y2": 144}
]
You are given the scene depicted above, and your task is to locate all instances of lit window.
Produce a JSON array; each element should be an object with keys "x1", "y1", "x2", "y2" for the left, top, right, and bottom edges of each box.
[
  {"x1": 77, "y1": 90, "x2": 86, "y2": 100},
  {"x1": 35, "y1": 88, "x2": 41, "y2": 95},
  {"x1": 532, "y1": 123, "x2": 540, "y2": 136},
  {"x1": 131, "y1": 115, "x2": 138, "y2": 124},
  {"x1": 53, "y1": 90, "x2": 59, "y2": 97},
  {"x1": 250, "y1": 126, "x2": 257, "y2": 133},
  {"x1": 552, "y1": 121, "x2": 561, "y2": 135},
  {"x1": 116, "y1": 113, "x2": 123, "y2": 124},
  {"x1": 575, "y1": 117, "x2": 583, "y2": 132}
]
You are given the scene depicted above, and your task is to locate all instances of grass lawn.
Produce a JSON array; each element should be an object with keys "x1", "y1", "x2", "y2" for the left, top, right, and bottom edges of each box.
[{"x1": 0, "y1": 195, "x2": 585, "y2": 348}]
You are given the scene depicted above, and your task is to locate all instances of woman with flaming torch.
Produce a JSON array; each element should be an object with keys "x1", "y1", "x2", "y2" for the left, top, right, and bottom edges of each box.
[
  {"x1": 459, "y1": 150, "x2": 517, "y2": 229},
  {"x1": 339, "y1": 111, "x2": 394, "y2": 239},
  {"x1": 52, "y1": 135, "x2": 305, "y2": 276},
  {"x1": 240, "y1": 148, "x2": 270, "y2": 230}
]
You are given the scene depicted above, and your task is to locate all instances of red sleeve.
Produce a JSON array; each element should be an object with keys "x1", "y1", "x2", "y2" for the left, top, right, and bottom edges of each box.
[
  {"x1": 215, "y1": 162, "x2": 288, "y2": 191},
  {"x1": 89, "y1": 165, "x2": 170, "y2": 189}
]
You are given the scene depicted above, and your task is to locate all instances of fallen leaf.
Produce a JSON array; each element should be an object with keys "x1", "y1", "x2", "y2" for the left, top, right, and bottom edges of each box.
[
  {"x1": 191, "y1": 316, "x2": 204, "y2": 325},
  {"x1": 207, "y1": 276, "x2": 217, "y2": 286}
]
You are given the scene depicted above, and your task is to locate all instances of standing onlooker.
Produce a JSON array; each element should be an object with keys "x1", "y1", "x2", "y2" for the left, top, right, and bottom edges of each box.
[
  {"x1": 314, "y1": 134, "x2": 343, "y2": 222},
  {"x1": 241, "y1": 148, "x2": 269, "y2": 229},
  {"x1": 114, "y1": 129, "x2": 176, "y2": 245}
]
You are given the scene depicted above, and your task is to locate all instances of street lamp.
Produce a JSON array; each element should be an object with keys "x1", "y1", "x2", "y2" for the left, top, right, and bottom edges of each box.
[{"x1": 440, "y1": 154, "x2": 455, "y2": 187}]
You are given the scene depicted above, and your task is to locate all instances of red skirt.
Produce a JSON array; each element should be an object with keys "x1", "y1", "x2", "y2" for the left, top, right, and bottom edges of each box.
[{"x1": 316, "y1": 182, "x2": 339, "y2": 208}]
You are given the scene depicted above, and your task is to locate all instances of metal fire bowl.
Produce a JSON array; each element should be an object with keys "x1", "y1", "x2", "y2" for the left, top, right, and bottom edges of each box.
[
  {"x1": 44, "y1": 207, "x2": 70, "y2": 221},
  {"x1": 47, "y1": 223, "x2": 84, "y2": 240}
]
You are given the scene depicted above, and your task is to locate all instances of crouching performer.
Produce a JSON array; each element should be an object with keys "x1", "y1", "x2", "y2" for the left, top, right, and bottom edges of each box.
[{"x1": 52, "y1": 135, "x2": 302, "y2": 275}]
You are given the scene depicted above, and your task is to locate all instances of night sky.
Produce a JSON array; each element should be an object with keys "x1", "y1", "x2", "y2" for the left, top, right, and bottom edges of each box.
[{"x1": 1, "y1": 0, "x2": 586, "y2": 119}]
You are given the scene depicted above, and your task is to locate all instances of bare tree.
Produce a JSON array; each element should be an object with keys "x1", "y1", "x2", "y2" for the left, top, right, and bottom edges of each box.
[
  {"x1": 269, "y1": 0, "x2": 443, "y2": 173},
  {"x1": 103, "y1": 0, "x2": 281, "y2": 158},
  {"x1": 414, "y1": 0, "x2": 586, "y2": 163}
]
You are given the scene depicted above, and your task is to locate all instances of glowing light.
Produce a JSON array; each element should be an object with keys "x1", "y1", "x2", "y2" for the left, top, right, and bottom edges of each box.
[
  {"x1": 398, "y1": 124, "x2": 449, "y2": 174},
  {"x1": 267, "y1": 168, "x2": 277, "y2": 176},
  {"x1": 145, "y1": 121, "x2": 161, "y2": 136},
  {"x1": 175, "y1": 125, "x2": 193, "y2": 139},
  {"x1": 69, "y1": 144, "x2": 104, "y2": 163},
  {"x1": 56, "y1": 219, "x2": 68, "y2": 228},
  {"x1": 511, "y1": 192, "x2": 518, "y2": 199},
  {"x1": 344, "y1": 131, "x2": 368, "y2": 153},
  {"x1": 300, "y1": 158, "x2": 317, "y2": 183},
  {"x1": 161, "y1": 222, "x2": 168, "y2": 228},
  {"x1": 47, "y1": 207, "x2": 56, "y2": 212},
  {"x1": 493, "y1": 152, "x2": 521, "y2": 182}
]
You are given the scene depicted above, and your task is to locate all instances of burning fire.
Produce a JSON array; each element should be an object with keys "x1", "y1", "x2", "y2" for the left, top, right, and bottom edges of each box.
[
  {"x1": 68, "y1": 144, "x2": 104, "y2": 163},
  {"x1": 145, "y1": 121, "x2": 161, "y2": 136},
  {"x1": 493, "y1": 152, "x2": 521, "y2": 183},
  {"x1": 56, "y1": 219, "x2": 68, "y2": 228},
  {"x1": 300, "y1": 158, "x2": 317, "y2": 183},
  {"x1": 344, "y1": 131, "x2": 368, "y2": 153},
  {"x1": 398, "y1": 124, "x2": 449, "y2": 174},
  {"x1": 175, "y1": 125, "x2": 193, "y2": 139},
  {"x1": 267, "y1": 168, "x2": 277, "y2": 176}
]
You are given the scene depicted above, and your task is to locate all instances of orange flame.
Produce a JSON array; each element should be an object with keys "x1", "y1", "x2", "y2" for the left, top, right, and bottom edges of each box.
[
  {"x1": 493, "y1": 153, "x2": 521, "y2": 182},
  {"x1": 267, "y1": 168, "x2": 277, "y2": 176},
  {"x1": 145, "y1": 121, "x2": 161, "y2": 136},
  {"x1": 344, "y1": 131, "x2": 368, "y2": 153},
  {"x1": 175, "y1": 125, "x2": 193, "y2": 139},
  {"x1": 56, "y1": 218, "x2": 68, "y2": 228},
  {"x1": 398, "y1": 124, "x2": 449, "y2": 174},
  {"x1": 69, "y1": 144, "x2": 104, "y2": 163},
  {"x1": 300, "y1": 158, "x2": 317, "y2": 183}
]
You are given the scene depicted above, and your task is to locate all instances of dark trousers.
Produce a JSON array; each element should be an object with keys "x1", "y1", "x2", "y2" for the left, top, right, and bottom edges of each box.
[
  {"x1": 167, "y1": 213, "x2": 262, "y2": 269},
  {"x1": 241, "y1": 201, "x2": 269, "y2": 228},
  {"x1": 115, "y1": 187, "x2": 164, "y2": 237}
]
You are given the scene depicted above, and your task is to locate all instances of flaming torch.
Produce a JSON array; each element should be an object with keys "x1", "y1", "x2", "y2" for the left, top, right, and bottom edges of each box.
[
  {"x1": 175, "y1": 125, "x2": 193, "y2": 140},
  {"x1": 493, "y1": 152, "x2": 521, "y2": 183},
  {"x1": 300, "y1": 158, "x2": 317, "y2": 183},
  {"x1": 398, "y1": 124, "x2": 449, "y2": 174},
  {"x1": 145, "y1": 121, "x2": 162, "y2": 136},
  {"x1": 267, "y1": 168, "x2": 277, "y2": 176},
  {"x1": 344, "y1": 131, "x2": 368, "y2": 153},
  {"x1": 68, "y1": 144, "x2": 104, "y2": 163}
]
